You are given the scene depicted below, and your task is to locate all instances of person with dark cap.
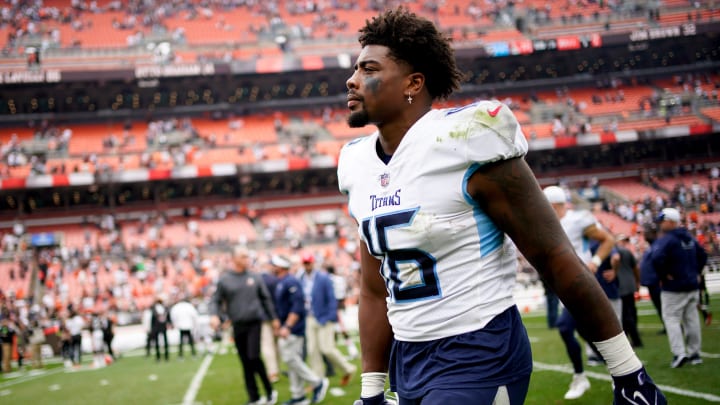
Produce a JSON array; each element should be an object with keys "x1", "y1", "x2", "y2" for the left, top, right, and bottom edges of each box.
[
  {"x1": 650, "y1": 207, "x2": 707, "y2": 368},
  {"x1": 150, "y1": 294, "x2": 170, "y2": 362},
  {"x1": 271, "y1": 254, "x2": 328, "y2": 405},
  {"x1": 211, "y1": 246, "x2": 280, "y2": 405}
]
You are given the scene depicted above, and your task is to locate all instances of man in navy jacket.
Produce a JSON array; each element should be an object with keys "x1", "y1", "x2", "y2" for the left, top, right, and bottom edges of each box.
[
  {"x1": 272, "y1": 255, "x2": 328, "y2": 404},
  {"x1": 650, "y1": 208, "x2": 707, "y2": 368}
]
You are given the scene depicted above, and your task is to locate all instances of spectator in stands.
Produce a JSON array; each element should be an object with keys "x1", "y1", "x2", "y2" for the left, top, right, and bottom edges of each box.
[
  {"x1": 650, "y1": 207, "x2": 707, "y2": 368},
  {"x1": 612, "y1": 235, "x2": 643, "y2": 348},
  {"x1": 271, "y1": 254, "x2": 326, "y2": 405},
  {"x1": 210, "y1": 246, "x2": 279, "y2": 405},
  {"x1": 298, "y1": 252, "x2": 356, "y2": 386}
]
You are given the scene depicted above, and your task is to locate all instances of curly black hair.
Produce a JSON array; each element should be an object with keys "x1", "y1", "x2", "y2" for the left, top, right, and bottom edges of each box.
[{"x1": 358, "y1": 7, "x2": 464, "y2": 101}]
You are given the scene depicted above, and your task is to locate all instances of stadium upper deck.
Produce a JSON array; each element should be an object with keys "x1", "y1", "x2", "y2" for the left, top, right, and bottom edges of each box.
[{"x1": 0, "y1": 0, "x2": 718, "y2": 71}]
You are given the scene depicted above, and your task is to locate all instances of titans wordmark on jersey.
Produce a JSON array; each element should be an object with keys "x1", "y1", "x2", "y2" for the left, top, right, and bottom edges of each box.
[{"x1": 338, "y1": 101, "x2": 529, "y2": 342}]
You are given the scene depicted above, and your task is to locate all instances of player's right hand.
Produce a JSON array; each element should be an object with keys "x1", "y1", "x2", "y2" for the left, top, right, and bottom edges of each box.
[
  {"x1": 612, "y1": 367, "x2": 667, "y2": 405},
  {"x1": 353, "y1": 392, "x2": 396, "y2": 405}
]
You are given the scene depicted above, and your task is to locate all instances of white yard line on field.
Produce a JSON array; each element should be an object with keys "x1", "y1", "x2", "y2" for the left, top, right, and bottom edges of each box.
[
  {"x1": 0, "y1": 368, "x2": 64, "y2": 389},
  {"x1": 534, "y1": 361, "x2": 720, "y2": 402},
  {"x1": 182, "y1": 353, "x2": 214, "y2": 405}
]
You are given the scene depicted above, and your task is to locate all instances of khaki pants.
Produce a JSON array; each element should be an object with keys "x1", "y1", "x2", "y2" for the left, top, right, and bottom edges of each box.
[
  {"x1": 279, "y1": 334, "x2": 322, "y2": 399},
  {"x1": 2, "y1": 343, "x2": 11, "y2": 372},
  {"x1": 305, "y1": 315, "x2": 356, "y2": 378},
  {"x1": 662, "y1": 290, "x2": 702, "y2": 357},
  {"x1": 31, "y1": 343, "x2": 43, "y2": 368},
  {"x1": 260, "y1": 321, "x2": 280, "y2": 378}
]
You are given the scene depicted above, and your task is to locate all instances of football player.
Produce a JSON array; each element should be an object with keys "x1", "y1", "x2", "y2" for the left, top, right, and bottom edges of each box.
[{"x1": 338, "y1": 7, "x2": 665, "y2": 405}]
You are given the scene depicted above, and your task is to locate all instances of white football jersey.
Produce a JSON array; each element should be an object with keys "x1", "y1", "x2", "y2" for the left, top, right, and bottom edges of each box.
[
  {"x1": 338, "y1": 101, "x2": 528, "y2": 342},
  {"x1": 560, "y1": 209, "x2": 597, "y2": 263}
]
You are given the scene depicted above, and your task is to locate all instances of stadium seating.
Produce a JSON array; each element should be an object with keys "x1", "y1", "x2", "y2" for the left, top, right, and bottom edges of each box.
[
  {"x1": 592, "y1": 208, "x2": 637, "y2": 236},
  {"x1": 701, "y1": 106, "x2": 720, "y2": 122},
  {"x1": 3, "y1": 69, "x2": 715, "y2": 181},
  {"x1": 1, "y1": 0, "x2": 719, "y2": 321},
  {"x1": 601, "y1": 178, "x2": 667, "y2": 202},
  {"x1": 2, "y1": 0, "x2": 717, "y2": 68},
  {"x1": 651, "y1": 172, "x2": 719, "y2": 191}
]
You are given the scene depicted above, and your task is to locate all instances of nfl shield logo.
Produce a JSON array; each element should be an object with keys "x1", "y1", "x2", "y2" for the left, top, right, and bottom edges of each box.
[{"x1": 379, "y1": 173, "x2": 390, "y2": 188}]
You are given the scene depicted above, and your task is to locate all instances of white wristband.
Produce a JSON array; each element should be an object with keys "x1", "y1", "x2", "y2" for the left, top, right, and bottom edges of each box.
[
  {"x1": 593, "y1": 332, "x2": 643, "y2": 376},
  {"x1": 361, "y1": 372, "x2": 387, "y2": 398},
  {"x1": 591, "y1": 255, "x2": 602, "y2": 267}
]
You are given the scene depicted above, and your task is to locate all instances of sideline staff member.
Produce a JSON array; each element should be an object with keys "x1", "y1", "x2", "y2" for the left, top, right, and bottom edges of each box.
[{"x1": 211, "y1": 246, "x2": 280, "y2": 405}]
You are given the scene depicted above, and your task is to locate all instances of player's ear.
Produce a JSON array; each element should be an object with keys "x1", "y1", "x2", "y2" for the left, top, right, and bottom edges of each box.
[{"x1": 406, "y1": 72, "x2": 425, "y2": 97}]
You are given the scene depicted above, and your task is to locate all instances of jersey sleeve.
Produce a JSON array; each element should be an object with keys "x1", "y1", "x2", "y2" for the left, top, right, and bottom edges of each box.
[
  {"x1": 337, "y1": 137, "x2": 369, "y2": 244},
  {"x1": 337, "y1": 135, "x2": 376, "y2": 222},
  {"x1": 577, "y1": 210, "x2": 600, "y2": 231},
  {"x1": 337, "y1": 136, "x2": 370, "y2": 197},
  {"x1": 448, "y1": 101, "x2": 528, "y2": 165},
  {"x1": 337, "y1": 143, "x2": 351, "y2": 196}
]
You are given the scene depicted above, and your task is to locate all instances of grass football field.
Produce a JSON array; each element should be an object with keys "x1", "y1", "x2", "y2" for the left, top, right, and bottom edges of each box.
[{"x1": 2, "y1": 297, "x2": 719, "y2": 404}]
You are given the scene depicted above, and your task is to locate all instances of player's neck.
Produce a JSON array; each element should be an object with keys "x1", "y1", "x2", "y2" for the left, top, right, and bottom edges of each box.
[{"x1": 377, "y1": 105, "x2": 431, "y2": 155}]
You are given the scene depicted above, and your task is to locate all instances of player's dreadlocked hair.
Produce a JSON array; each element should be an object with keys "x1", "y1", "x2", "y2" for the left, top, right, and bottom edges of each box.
[{"x1": 358, "y1": 7, "x2": 464, "y2": 101}]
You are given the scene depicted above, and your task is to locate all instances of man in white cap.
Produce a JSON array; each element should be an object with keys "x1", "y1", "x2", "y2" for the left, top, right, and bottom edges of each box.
[
  {"x1": 271, "y1": 254, "x2": 328, "y2": 405},
  {"x1": 543, "y1": 185, "x2": 617, "y2": 400},
  {"x1": 650, "y1": 207, "x2": 707, "y2": 368}
]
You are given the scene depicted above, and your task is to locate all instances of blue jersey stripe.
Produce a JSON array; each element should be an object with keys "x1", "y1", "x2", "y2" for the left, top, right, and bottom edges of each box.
[
  {"x1": 462, "y1": 163, "x2": 503, "y2": 256},
  {"x1": 444, "y1": 102, "x2": 479, "y2": 116}
]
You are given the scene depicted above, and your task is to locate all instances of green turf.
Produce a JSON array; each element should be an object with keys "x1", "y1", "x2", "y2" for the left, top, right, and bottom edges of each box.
[
  {"x1": 1, "y1": 296, "x2": 718, "y2": 404},
  {"x1": 523, "y1": 301, "x2": 720, "y2": 405}
]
